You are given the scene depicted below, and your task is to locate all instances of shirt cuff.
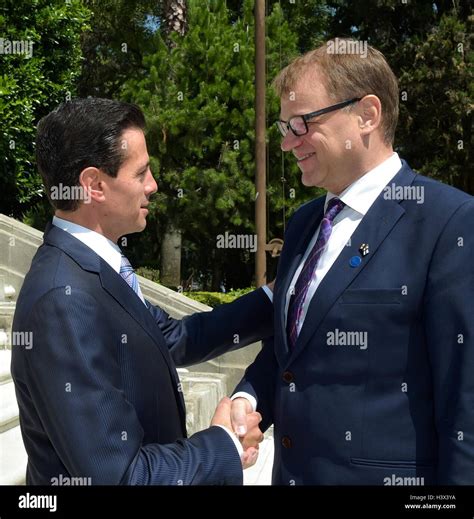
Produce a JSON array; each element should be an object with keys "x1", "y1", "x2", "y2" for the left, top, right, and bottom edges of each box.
[
  {"x1": 214, "y1": 425, "x2": 244, "y2": 457},
  {"x1": 231, "y1": 392, "x2": 257, "y2": 413},
  {"x1": 261, "y1": 285, "x2": 274, "y2": 303}
]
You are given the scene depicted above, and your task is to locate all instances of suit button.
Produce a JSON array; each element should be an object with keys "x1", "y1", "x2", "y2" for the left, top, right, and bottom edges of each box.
[
  {"x1": 281, "y1": 436, "x2": 292, "y2": 449},
  {"x1": 282, "y1": 371, "x2": 294, "y2": 383}
]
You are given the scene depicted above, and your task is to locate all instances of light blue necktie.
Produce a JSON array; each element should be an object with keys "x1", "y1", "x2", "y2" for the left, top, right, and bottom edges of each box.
[{"x1": 119, "y1": 255, "x2": 146, "y2": 304}]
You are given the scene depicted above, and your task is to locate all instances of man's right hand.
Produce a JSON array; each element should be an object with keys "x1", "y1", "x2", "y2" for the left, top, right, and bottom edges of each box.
[
  {"x1": 230, "y1": 397, "x2": 253, "y2": 436},
  {"x1": 212, "y1": 397, "x2": 263, "y2": 469},
  {"x1": 230, "y1": 397, "x2": 264, "y2": 468}
]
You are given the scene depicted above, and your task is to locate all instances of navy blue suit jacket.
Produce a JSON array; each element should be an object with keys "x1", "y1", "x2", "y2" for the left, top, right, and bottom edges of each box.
[
  {"x1": 11, "y1": 224, "x2": 273, "y2": 485},
  {"x1": 235, "y1": 162, "x2": 474, "y2": 485}
]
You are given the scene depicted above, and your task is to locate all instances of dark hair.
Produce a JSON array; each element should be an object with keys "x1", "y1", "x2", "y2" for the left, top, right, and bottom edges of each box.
[{"x1": 36, "y1": 98, "x2": 146, "y2": 211}]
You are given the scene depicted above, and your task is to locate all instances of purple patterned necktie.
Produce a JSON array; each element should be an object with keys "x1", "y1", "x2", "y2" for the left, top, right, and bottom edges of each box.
[{"x1": 287, "y1": 197, "x2": 345, "y2": 349}]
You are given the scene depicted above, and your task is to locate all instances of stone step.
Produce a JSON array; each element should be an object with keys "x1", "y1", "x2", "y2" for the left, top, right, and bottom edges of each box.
[
  {"x1": 0, "y1": 348, "x2": 12, "y2": 384},
  {"x1": 0, "y1": 301, "x2": 16, "y2": 333},
  {"x1": 0, "y1": 379, "x2": 19, "y2": 432},
  {"x1": 177, "y1": 370, "x2": 227, "y2": 436},
  {"x1": 0, "y1": 424, "x2": 27, "y2": 484}
]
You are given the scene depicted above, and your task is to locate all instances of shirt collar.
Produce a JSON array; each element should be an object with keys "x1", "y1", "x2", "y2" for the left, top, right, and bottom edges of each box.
[
  {"x1": 52, "y1": 216, "x2": 122, "y2": 273},
  {"x1": 326, "y1": 152, "x2": 403, "y2": 216}
]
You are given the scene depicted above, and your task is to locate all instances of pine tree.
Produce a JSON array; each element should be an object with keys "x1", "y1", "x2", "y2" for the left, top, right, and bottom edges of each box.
[{"x1": 123, "y1": 0, "x2": 303, "y2": 289}]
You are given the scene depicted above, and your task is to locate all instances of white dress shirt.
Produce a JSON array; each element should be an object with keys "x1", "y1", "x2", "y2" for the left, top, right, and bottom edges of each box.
[
  {"x1": 286, "y1": 152, "x2": 402, "y2": 333},
  {"x1": 233, "y1": 152, "x2": 403, "y2": 411},
  {"x1": 52, "y1": 216, "x2": 245, "y2": 458},
  {"x1": 52, "y1": 216, "x2": 123, "y2": 271}
]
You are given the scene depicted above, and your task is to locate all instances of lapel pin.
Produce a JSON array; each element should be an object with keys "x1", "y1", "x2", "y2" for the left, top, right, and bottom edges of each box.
[
  {"x1": 359, "y1": 243, "x2": 370, "y2": 256},
  {"x1": 349, "y1": 255, "x2": 362, "y2": 268}
]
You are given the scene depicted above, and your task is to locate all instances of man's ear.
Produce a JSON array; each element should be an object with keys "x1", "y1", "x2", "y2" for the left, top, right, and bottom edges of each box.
[
  {"x1": 79, "y1": 167, "x2": 106, "y2": 204},
  {"x1": 357, "y1": 95, "x2": 382, "y2": 136}
]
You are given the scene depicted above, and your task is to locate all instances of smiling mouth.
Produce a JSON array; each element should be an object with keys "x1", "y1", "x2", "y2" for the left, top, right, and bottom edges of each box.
[{"x1": 296, "y1": 152, "x2": 316, "y2": 162}]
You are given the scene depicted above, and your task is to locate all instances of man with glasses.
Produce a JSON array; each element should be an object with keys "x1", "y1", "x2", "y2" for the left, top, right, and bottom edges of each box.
[{"x1": 231, "y1": 38, "x2": 474, "y2": 485}]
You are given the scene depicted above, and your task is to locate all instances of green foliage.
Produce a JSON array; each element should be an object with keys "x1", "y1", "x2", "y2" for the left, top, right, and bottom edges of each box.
[
  {"x1": 268, "y1": 0, "x2": 330, "y2": 53},
  {"x1": 324, "y1": 0, "x2": 473, "y2": 193},
  {"x1": 136, "y1": 266, "x2": 161, "y2": 283},
  {"x1": 77, "y1": 0, "x2": 162, "y2": 98},
  {"x1": 5, "y1": 0, "x2": 470, "y2": 288},
  {"x1": 184, "y1": 287, "x2": 254, "y2": 307},
  {"x1": 396, "y1": 13, "x2": 472, "y2": 192},
  {"x1": 122, "y1": 0, "x2": 312, "y2": 287},
  {"x1": 0, "y1": 0, "x2": 90, "y2": 218}
]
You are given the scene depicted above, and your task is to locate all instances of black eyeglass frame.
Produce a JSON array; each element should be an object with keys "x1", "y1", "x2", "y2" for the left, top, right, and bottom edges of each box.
[{"x1": 276, "y1": 97, "x2": 362, "y2": 137}]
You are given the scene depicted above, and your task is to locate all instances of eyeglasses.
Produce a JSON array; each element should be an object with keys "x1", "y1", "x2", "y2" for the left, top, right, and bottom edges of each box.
[{"x1": 276, "y1": 97, "x2": 362, "y2": 137}]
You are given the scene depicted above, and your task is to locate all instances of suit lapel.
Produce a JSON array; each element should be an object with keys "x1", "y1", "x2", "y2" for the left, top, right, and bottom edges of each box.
[
  {"x1": 44, "y1": 224, "x2": 186, "y2": 425},
  {"x1": 99, "y1": 265, "x2": 187, "y2": 424},
  {"x1": 287, "y1": 163, "x2": 417, "y2": 365}
]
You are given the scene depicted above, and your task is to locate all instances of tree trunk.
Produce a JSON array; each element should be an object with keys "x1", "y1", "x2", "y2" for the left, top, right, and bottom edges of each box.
[
  {"x1": 211, "y1": 255, "x2": 222, "y2": 292},
  {"x1": 160, "y1": 224, "x2": 182, "y2": 289},
  {"x1": 160, "y1": 0, "x2": 187, "y2": 287},
  {"x1": 163, "y1": 0, "x2": 188, "y2": 41}
]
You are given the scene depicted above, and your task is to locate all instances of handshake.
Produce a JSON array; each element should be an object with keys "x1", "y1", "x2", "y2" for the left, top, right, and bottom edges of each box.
[{"x1": 211, "y1": 397, "x2": 263, "y2": 469}]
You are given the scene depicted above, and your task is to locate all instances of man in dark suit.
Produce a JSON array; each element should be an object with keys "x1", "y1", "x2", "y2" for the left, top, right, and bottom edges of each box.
[
  {"x1": 231, "y1": 39, "x2": 474, "y2": 485},
  {"x1": 11, "y1": 98, "x2": 273, "y2": 485}
]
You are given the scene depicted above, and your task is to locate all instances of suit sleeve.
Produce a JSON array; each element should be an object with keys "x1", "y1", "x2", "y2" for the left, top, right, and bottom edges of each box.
[
  {"x1": 22, "y1": 288, "x2": 242, "y2": 485},
  {"x1": 149, "y1": 287, "x2": 273, "y2": 366},
  {"x1": 229, "y1": 211, "x2": 301, "y2": 428},
  {"x1": 423, "y1": 199, "x2": 474, "y2": 484},
  {"x1": 232, "y1": 337, "x2": 278, "y2": 432}
]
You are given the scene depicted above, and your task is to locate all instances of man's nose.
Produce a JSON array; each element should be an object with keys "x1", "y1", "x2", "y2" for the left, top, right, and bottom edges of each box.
[
  {"x1": 280, "y1": 131, "x2": 302, "y2": 152},
  {"x1": 146, "y1": 170, "x2": 158, "y2": 195}
]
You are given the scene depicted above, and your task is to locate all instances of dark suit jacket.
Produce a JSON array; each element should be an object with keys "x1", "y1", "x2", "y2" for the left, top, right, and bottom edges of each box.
[
  {"x1": 11, "y1": 223, "x2": 273, "y2": 485},
  {"x1": 235, "y1": 161, "x2": 474, "y2": 485}
]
